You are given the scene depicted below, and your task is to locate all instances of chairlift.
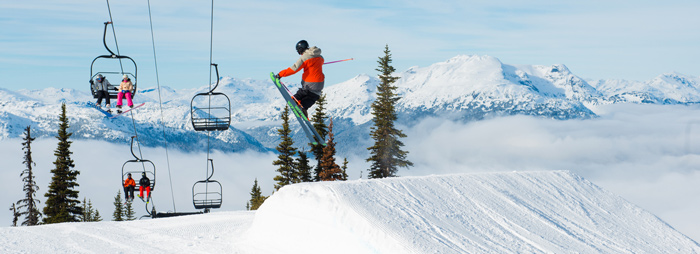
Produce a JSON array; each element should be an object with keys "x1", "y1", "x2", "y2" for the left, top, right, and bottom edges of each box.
[
  {"x1": 192, "y1": 159, "x2": 223, "y2": 210},
  {"x1": 121, "y1": 136, "x2": 155, "y2": 191},
  {"x1": 90, "y1": 21, "x2": 137, "y2": 99},
  {"x1": 190, "y1": 63, "x2": 231, "y2": 131}
]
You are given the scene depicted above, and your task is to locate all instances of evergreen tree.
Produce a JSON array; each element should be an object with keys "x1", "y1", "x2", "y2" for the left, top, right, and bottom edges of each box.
[
  {"x1": 81, "y1": 198, "x2": 89, "y2": 222},
  {"x1": 366, "y1": 45, "x2": 413, "y2": 178},
  {"x1": 246, "y1": 178, "x2": 267, "y2": 210},
  {"x1": 16, "y1": 126, "x2": 41, "y2": 226},
  {"x1": 93, "y1": 210, "x2": 102, "y2": 222},
  {"x1": 112, "y1": 190, "x2": 124, "y2": 221},
  {"x1": 319, "y1": 118, "x2": 343, "y2": 181},
  {"x1": 43, "y1": 103, "x2": 82, "y2": 224},
  {"x1": 273, "y1": 106, "x2": 298, "y2": 190},
  {"x1": 296, "y1": 150, "x2": 313, "y2": 183},
  {"x1": 309, "y1": 95, "x2": 329, "y2": 181},
  {"x1": 9, "y1": 203, "x2": 19, "y2": 227},
  {"x1": 341, "y1": 158, "x2": 349, "y2": 181},
  {"x1": 81, "y1": 198, "x2": 102, "y2": 222},
  {"x1": 124, "y1": 200, "x2": 136, "y2": 221}
]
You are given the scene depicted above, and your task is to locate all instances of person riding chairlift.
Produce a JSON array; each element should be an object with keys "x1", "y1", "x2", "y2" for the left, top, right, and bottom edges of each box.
[
  {"x1": 91, "y1": 74, "x2": 114, "y2": 111},
  {"x1": 116, "y1": 74, "x2": 134, "y2": 113},
  {"x1": 123, "y1": 173, "x2": 136, "y2": 202},
  {"x1": 138, "y1": 172, "x2": 151, "y2": 202}
]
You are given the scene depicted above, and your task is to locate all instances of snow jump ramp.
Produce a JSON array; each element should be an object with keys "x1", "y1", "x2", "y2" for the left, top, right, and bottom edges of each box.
[{"x1": 246, "y1": 171, "x2": 700, "y2": 253}]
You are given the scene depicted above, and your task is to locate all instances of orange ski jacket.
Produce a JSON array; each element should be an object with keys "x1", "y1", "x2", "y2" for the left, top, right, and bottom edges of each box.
[
  {"x1": 123, "y1": 178, "x2": 136, "y2": 187},
  {"x1": 278, "y1": 46, "x2": 324, "y2": 94}
]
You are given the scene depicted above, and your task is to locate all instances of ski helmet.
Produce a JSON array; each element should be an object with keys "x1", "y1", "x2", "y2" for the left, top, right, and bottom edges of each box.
[{"x1": 296, "y1": 40, "x2": 309, "y2": 55}]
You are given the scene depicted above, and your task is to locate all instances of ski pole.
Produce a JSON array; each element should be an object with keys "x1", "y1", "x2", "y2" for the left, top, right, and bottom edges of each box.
[{"x1": 324, "y1": 58, "x2": 354, "y2": 65}]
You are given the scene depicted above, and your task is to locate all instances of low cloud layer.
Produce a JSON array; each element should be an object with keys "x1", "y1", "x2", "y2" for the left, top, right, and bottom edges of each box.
[
  {"x1": 398, "y1": 103, "x2": 700, "y2": 240},
  {"x1": 2, "y1": 103, "x2": 699, "y2": 240}
]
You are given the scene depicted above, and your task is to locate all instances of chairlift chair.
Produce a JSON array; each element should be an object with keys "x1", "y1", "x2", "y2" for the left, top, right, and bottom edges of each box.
[
  {"x1": 192, "y1": 159, "x2": 223, "y2": 210},
  {"x1": 190, "y1": 63, "x2": 231, "y2": 131},
  {"x1": 90, "y1": 21, "x2": 137, "y2": 99},
  {"x1": 121, "y1": 136, "x2": 156, "y2": 191}
]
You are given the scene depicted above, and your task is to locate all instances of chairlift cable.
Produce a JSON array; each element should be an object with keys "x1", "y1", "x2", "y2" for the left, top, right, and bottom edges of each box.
[
  {"x1": 106, "y1": 0, "x2": 147, "y2": 191},
  {"x1": 205, "y1": 0, "x2": 216, "y2": 200},
  {"x1": 147, "y1": 0, "x2": 177, "y2": 213},
  {"x1": 105, "y1": 0, "x2": 124, "y2": 73}
]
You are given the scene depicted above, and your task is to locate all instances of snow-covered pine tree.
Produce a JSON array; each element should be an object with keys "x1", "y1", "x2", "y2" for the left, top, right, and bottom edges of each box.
[
  {"x1": 17, "y1": 126, "x2": 41, "y2": 226},
  {"x1": 273, "y1": 106, "x2": 298, "y2": 190},
  {"x1": 43, "y1": 103, "x2": 82, "y2": 224},
  {"x1": 113, "y1": 190, "x2": 124, "y2": 221},
  {"x1": 296, "y1": 150, "x2": 313, "y2": 183},
  {"x1": 310, "y1": 95, "x2": 329, "y2": 181},
  {"x1": 366, "y1": 45, "x2": 413, "y2": 178},
  {"x1": 246, "y1": 178, "x2": 267, "y2": 210},
  {"x1": 319, "y1": 118, "x2": 343, "y2": 181}
]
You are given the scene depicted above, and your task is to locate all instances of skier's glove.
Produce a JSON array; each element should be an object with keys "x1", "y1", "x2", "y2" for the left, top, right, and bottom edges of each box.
[
  {"x1": 90, "y1": 80, "x2": 94, "y2": 85},
  {"x1": 274, "y1": 74, "x2": 281, "y2": 80}
]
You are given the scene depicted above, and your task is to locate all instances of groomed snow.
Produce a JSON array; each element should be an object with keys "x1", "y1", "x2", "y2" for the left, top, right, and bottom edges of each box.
[{"x1": 1, "y1": 171, "x2": 697, "y2": 253}]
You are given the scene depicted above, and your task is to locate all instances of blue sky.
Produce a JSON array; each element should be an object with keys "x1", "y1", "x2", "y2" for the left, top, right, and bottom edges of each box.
[{"x1": 1, "y1": 0, "x2": 699, "y2": 91}]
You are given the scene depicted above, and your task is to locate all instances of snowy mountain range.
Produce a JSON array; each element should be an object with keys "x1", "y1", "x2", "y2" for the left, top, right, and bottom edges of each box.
[{"x1": 1, "y1": 55, "x2": 699, "y2": 153}]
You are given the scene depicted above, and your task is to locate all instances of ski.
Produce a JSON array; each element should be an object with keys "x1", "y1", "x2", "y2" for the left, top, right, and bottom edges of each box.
[
  {"x1": 270, "y1": 72, "x2": 327, "y2": 146},
  {"x1": 86, "y1": 101, "x2": 113, "y2": 117},
  {"x1": 110, "y1": 103, "x2": 146, "y2": 119}
]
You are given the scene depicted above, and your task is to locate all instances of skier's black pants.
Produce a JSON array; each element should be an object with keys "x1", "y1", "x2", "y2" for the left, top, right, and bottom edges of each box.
[
  {"x1": 124, "y1": 186, "x2": 135, "y2": 200},
  {"x1": 96, "y1": 90, "x2": 110, "y2": 106},
  {"x1": 293, "y1": 88, "x2": 320, "y2": 110}
]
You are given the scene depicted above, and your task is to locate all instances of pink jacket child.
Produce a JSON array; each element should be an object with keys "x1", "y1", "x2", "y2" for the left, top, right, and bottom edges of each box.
[{"x1": 116, "y1": 74, "x2": 134, "y2": 110}]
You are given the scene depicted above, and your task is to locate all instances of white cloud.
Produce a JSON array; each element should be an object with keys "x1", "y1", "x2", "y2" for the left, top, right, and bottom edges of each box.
[
  {"x1": 397, "y1": 103, "x2": 700, "y2": 240},
  {"x1": 2, "y1": 103, "x2": 700, "y2": 240}
]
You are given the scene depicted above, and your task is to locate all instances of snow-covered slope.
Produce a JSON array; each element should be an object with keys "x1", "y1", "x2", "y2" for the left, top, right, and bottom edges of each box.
[
  {"x1": 247, "y1": 171, "x2": 699, "y2": 253},
  {"x1": 1, "y1": 171, "x2": 697, "y2": 253}
]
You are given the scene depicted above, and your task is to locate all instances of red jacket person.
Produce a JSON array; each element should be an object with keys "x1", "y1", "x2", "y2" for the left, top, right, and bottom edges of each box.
[{"x1": 276, "y1": 40, "x2": 324, "y2": 117}]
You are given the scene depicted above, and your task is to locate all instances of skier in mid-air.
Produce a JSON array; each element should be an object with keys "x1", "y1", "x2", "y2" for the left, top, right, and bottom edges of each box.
[{"x1": 274, "y1": 40, "x2": 325, "y2": 117}]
